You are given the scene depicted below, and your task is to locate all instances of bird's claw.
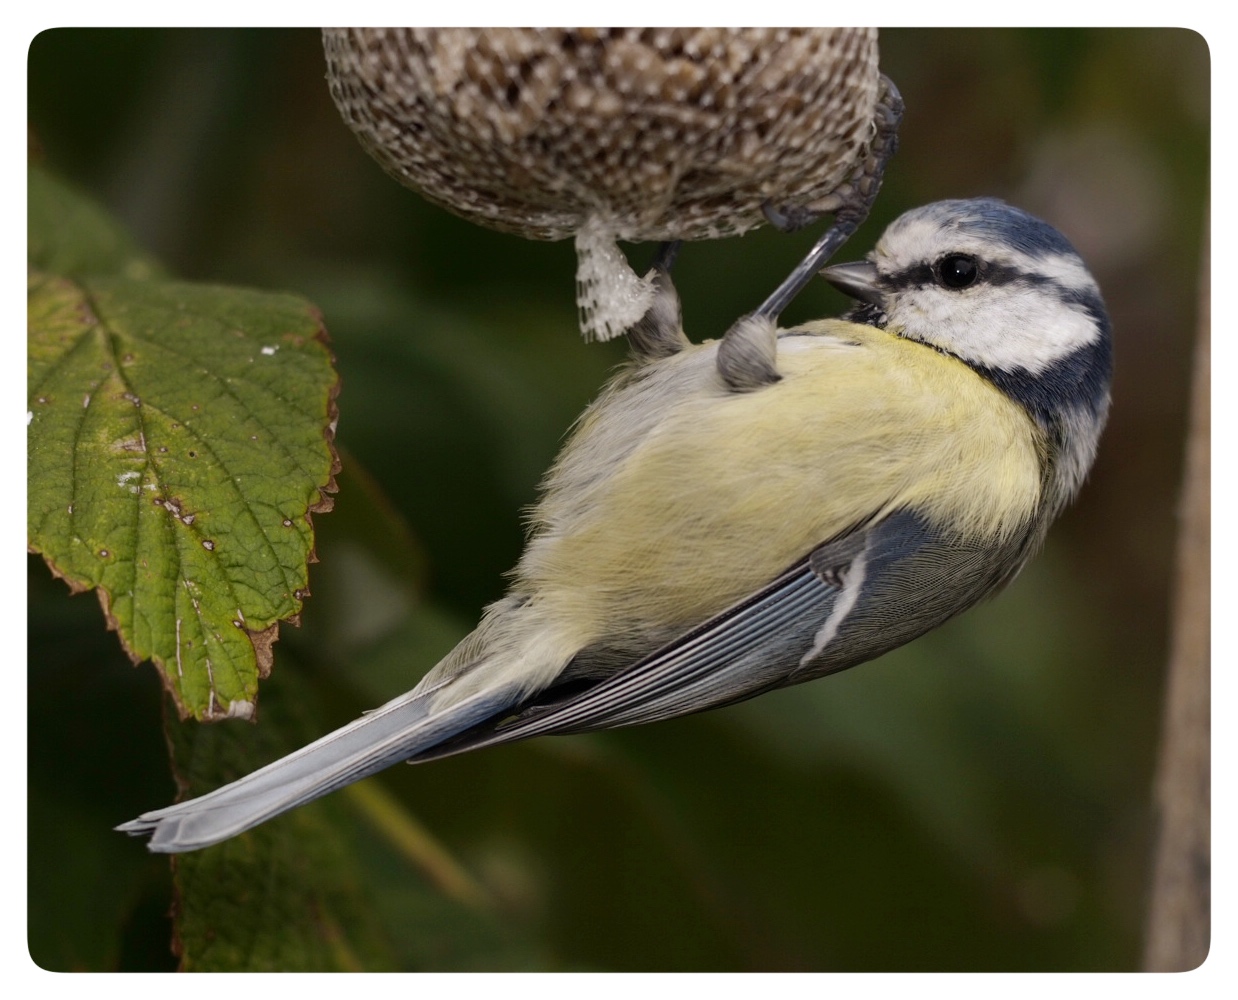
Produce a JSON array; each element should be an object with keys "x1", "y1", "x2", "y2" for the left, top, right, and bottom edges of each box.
[{"x1": 751, "y1": 74, "x2": 905, "y2": 323}]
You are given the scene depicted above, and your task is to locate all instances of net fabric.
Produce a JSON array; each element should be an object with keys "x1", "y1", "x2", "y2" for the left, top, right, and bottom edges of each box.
[{"x1": 324, "y1": 28, "x2": 881, "y2": 339}]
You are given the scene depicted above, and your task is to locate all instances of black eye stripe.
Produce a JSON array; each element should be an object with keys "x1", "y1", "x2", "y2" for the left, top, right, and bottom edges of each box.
[
  {"x1": 883, "y1": 260, "x2": 1090, "y2": 301},
  {"x1": 884, "y1": 263, "x2": 936, "y2": 290}
]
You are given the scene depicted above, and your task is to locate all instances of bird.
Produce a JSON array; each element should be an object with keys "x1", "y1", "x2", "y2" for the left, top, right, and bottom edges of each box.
[{"x1": 118, "y1": 197, "x2": 1112, "y2": 853}]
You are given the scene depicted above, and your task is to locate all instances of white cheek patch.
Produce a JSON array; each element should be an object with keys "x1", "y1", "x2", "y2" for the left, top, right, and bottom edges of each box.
[{"x1": 894, "y1": 283, "x2": 1101, "y2": 373}]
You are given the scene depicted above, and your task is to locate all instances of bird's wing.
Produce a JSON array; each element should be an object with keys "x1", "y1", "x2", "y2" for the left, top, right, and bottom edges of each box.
[
  {"x1": 407, "y1": 523, "x2": 877, "y2": 762},
  {"x1": 117, "y1": 510, "x2": 994, "y2": 853},
  {"x1": 114, "y1": 523, "x2": 870, "y2": 853}
]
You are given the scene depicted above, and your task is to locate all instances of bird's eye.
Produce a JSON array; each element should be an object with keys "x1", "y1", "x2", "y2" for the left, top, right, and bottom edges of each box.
[{"x1": 936, "y1": 254, "x2": 980, "y2": 289}]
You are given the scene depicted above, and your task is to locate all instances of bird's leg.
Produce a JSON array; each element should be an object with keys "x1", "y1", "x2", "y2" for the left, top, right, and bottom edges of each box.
[
  {"x1": 713, "y1": 76, "x2": 903, "y2": 392},
  {"x1": 627, "y1": 250, "x2": 690, "y2": 363},
  {"x1": 715, "y1": 313, "x2": 780, "y2": 391},
  {"x1": 650, "y1": 239, "x2": 682, "y2": 273},
  {"x1": 753, "y1": 74, "x2": 905, "y2": 321}
]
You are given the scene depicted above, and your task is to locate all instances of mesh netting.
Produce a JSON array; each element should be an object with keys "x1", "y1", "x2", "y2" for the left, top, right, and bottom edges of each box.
[{"x1": 324, "y1": 28, "x2": 881, "y2": 339}]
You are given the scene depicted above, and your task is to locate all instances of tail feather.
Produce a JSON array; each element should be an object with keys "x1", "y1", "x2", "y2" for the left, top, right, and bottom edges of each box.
[{"x1": 116, "y1": 684, "x2": 517, "y2": 853}]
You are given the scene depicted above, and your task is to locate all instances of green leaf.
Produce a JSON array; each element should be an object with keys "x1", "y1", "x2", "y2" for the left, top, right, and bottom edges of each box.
[{"x1": 27, "y1": 268, "x2": 339, "y2": 719}]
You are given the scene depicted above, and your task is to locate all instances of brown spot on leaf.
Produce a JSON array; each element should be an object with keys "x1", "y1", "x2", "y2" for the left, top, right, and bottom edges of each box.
[
  {"x1": 75, "y1": 299, "x2": 98, "y2": 327},
  {"x1": 113, "y1": 435, "x2": 146, "y2": 453},
  {"x1": 248, "y1": 624, "x2": 279, "y2": 679}
]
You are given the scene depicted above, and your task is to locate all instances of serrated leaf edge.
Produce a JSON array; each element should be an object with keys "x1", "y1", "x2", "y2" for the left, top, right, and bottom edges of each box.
[{"x1": 29, "y1": 294, "x2": 342, "y2": 723}]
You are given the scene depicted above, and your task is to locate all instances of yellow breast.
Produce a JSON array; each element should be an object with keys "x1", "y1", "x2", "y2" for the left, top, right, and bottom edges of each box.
[{"x1": 517, "y1": 319, "x2": 1045, "y2": 639}]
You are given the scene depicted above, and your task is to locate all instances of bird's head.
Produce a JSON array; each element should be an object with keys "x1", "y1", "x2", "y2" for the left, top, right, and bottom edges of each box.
[{"x1": 822, "y1": 197, "x2": 1113, "y2": 502}]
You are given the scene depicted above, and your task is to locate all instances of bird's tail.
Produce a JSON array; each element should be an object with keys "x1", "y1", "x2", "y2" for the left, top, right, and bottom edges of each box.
[{"x1": 115, "y1": 681, "x2": 515, "y2": 853}]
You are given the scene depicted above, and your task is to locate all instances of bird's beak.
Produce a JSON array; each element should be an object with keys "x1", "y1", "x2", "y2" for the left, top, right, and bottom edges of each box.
[{"x1": 819, "y1": 261, "x2": 885, "y2": 308}]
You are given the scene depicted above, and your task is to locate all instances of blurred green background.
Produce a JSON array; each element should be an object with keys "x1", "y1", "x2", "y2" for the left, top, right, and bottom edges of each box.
[{"x1": 27, "y1": 28, "x2": 1208, "y2": 971}]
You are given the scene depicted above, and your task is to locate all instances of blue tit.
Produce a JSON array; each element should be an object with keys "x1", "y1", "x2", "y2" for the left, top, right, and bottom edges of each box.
[{"x1": 119, "y1": 197, "x2": 1112, "y2": 853}]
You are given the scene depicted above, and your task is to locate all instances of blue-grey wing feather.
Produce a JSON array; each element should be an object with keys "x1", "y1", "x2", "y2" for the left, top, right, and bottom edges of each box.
[
  {"x1": 411, "y1": 509, "x2": 1032, "y2": 763},
  {"x1": 407, "y1": 525, "x2": 871, "y2": 759},
  {"x1": 118, "y1": 509, "x2": 1033, "y2": 852}
]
